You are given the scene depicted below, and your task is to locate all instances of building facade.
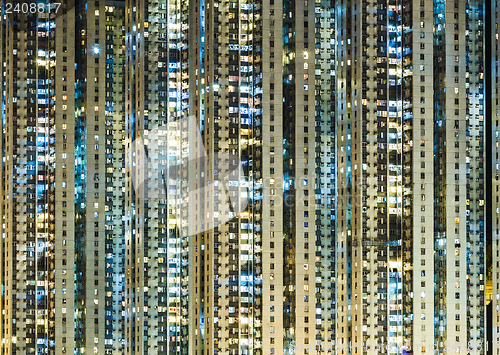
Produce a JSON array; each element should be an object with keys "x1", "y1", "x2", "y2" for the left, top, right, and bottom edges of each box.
[
  {"x1": 124, "y1": 0, "x2": 192, "y2": 352},
  {"x1": 125, "y1": 0, "x2": 336, "y2": 352},
  {"x1": 0, "y1": 1, "x2": 126, "y2": 354},
  {"x1": 0, "y1": 0, "x2": 493, "y2": 354},
  {"x1": 492, "y1": 1, "x2": 500, "y2": 354},
  {"x1": 336, "y1": 0, "x2": 486, "y2": 354}
]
